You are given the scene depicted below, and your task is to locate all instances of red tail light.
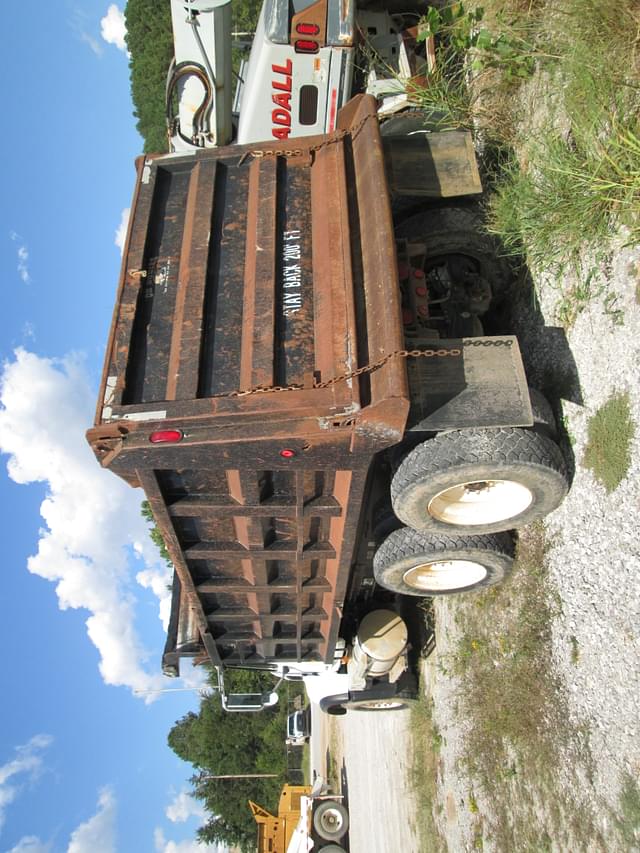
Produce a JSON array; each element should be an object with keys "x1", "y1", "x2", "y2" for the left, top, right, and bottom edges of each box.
[
  {"x1": 295, "y1": 39, "x2": 319, "y2": 54},
  {"x1": 296, "y1": 22, "x2": 320, "y2": 35},
  {"x1": 149, "y1": 429, "x2": 183, "y2": 444},
  {"x1": 279, "y1": 448, "x2": 296, "y2": 458}
]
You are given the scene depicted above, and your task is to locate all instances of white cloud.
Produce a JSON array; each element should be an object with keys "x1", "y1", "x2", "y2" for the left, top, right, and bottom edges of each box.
[
  {"x1": 9, "y1": 231, "x2": 31, "y2": 284},
  {"x1": 166, "y1": 791, "x2": 207, "y2": 825},
  {"x1": 67, "y1": 787, "x2": 116, "y2": 853},
  {"x1": 81, "y1": 31, "x2": 103, "y2": 56},
  {"x1": 68, "y1": 9, "x2": 103, "y2": 56},
  {"x1": 114, "y1": 208, "x2": 130, "y2": 255},
  {"x1": 100, "y1": 5, "x2": 127, "y2": 52},
  {"x1": 6, "y1": 836, "x2": 52, "y2": 853},
  {"x1": 137, "y1": 567, "x2": 173, "y2": 630},
  {"x1": 0, "y1": 736, "x2": 52, "y2": 832},
  {"x1": 0, "y1": 349, "x2": 173, "y2": 698},
  {"x1": 154, "y1": 828, "x2": 222, "y2": 853}
]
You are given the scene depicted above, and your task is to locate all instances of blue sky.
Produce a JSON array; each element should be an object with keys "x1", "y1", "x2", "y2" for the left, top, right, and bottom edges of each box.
[{"x1": 0, "y1": 5, "x2": 224, "y2": 852}]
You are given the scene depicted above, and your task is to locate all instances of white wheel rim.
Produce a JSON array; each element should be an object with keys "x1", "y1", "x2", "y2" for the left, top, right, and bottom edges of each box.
[
  {"x1": 320, "y1": 808, "x2": 346, "y2": 834},
  {"x1": 428, "y1": 479, "x2": 533, "y2": 526},
  {"x1": 404, "y1": 559, "x2": 488, "y2": 591},
  {"x1": 358, "y1": 700, "x2": 403, "y2": 710}
]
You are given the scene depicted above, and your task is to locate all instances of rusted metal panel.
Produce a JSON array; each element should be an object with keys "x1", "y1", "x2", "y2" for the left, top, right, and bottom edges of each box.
[
  {"x1": 240, "y1": 157, "x2": 277, "y2": 390},
  {"x1": 89, "y1": 95, "x2": 411, "y2": 675},
  {"x1": 169, "y1": 159, "x2": 218, "y2": 400},
  {"x1": 406, "y1": 336, "x2": 533, "y2": 431}
]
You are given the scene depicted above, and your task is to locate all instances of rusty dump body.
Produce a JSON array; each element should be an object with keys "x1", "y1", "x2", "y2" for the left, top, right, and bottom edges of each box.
[{"x1": 87, "y1": 95, "x2": 412, "y2": 675}]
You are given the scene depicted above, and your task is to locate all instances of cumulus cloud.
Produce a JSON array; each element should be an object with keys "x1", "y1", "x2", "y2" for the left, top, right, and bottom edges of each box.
[
  {"x1": 67, "y1": 787, "x2": 116, "y2": 853},
  {"x1": 154, "y1": 829, "x2": 222, "y2": 853},
  {"x1": 6, "y1": 836, "x2": 52, "y2": 853},
  {"x1": 9, "y1": 231, "x2": 31, "y2": 284},
  {"x1": 166, "y1": 791, "x2": 207, "y2": 825},
  {"x1": 100, "y1": 5, "x2": 127, "y2": 52},
  {"x1": 0, "y1": 735, "x2": 52, "y2": 832},
  {"x1": 136, "y1": 567, "x2": 173, "y2": 630},
  {"x1": 0, "y1": 349, "x2": 174, "y2": 697},
  {"x1": 114, "y1": 208, "x2": 130, "y2": 255}
]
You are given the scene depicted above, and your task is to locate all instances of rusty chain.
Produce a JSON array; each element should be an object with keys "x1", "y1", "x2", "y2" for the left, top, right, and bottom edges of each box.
[
  {"x1": 237, "y1": 111, "x2": 376, "y2": 166},
  {"x1": 211, "y1": 339, "x2": 513, "y2": 399}
]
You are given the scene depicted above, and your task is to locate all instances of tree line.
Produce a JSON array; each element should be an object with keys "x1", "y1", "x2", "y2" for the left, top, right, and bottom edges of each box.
[{"x1": 168, "y1": 669, "x2": 304, "y2": 851}]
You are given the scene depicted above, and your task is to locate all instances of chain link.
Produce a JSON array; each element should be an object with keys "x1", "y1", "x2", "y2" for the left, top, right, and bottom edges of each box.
[
  {"x1": 216, "y1": 346, "x2": 443, "y2": 399},
  {"x1": 237, "y1": 112, "x2": 375, "y2": 167},
  {"x1": 213, "y1": 338, "x2": 513, "y2": 399}
]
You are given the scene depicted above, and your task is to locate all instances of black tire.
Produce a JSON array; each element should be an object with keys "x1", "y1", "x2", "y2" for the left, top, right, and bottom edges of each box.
[
  {"x1": 391, "y1": 427, "x2": 569, "y2": 535},
  {"x1": 318, "y1": 846, "x2": 347, "y2": 853},
  {"x1": 528, "y1": 387, "x2": 558, "y2": 438},
  {"x1": 374, "y1": 528, "x2": 515, "y2": 596},
  {"x1": 395, "y1": 205, "x2": 514, "y2": 298},
  {"x1": 313, "y1": 801, "x2": 349, "y2": 841}
]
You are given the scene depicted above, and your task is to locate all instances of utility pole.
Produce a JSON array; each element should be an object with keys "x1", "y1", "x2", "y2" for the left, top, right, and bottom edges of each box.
[{"x1": 198, "y1": 773, "x2": 279, "y2": 780}]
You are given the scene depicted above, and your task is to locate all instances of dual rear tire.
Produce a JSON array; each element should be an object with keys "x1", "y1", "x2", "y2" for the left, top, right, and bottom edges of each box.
[
  {"x1": 374, "y1": 528, "x2": 514, "y2": 596},
  {"x1": 374, "y1": 425, "x2": 568, "y2": 596}
]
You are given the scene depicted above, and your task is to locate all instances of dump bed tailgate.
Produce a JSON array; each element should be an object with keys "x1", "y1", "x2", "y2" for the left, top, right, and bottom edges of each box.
[{"x1": 88, "y1": 95, "x2": 409, "y2": 673}]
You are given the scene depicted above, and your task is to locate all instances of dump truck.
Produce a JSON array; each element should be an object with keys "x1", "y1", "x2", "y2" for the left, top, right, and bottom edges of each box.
[
  {"x1": 87, "y1": 93, "x2": 569, "y2": 713},
  {"x1": 251, "y1": 780, "x2": 349, "y2": 853}
]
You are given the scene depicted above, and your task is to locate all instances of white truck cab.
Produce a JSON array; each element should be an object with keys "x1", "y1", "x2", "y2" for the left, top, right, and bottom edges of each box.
[{"x1": 167, "y1": 0, "x2": 426, "y2": 150}]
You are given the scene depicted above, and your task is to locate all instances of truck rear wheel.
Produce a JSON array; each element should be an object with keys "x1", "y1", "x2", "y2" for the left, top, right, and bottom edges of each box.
[
  {"x1": 391, "y1": 428, "x2": 568, "y2": 535},
  {"x1": 529, "y1": 387, "x2": 558, "y2": 438},
  {"x1": 395, "y1": 205, "x2": 514, "y2": 298},
  {"x1": 348, "y1": 698, "x2": 408, "y2": 711},
  {"x1": 313, "y1": 801, "x2": 349, "y2": 841},
  {"x1": 374, "y1": 528, "x2": 515, "y2": 596}
]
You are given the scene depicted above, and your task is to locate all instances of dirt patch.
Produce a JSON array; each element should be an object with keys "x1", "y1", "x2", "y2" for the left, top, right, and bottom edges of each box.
[{"x1": 331, "y1": 706, "x2": 422, "y2": 853}]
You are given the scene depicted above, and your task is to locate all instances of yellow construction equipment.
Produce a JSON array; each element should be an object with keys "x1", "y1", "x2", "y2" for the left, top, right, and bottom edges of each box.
[{"x1": 249, "y1": 784, "x2": 311, "y2": 853}]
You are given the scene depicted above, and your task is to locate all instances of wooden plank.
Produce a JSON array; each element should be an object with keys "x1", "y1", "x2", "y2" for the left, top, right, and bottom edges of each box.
[{"x1": 383, "y1": 131, "x2": 482, "y2": 198}]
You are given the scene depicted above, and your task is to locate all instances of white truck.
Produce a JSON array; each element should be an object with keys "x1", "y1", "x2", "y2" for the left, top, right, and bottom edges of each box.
[{"x1": 166, "y1": 0, "x2": 431, "y2": 150}]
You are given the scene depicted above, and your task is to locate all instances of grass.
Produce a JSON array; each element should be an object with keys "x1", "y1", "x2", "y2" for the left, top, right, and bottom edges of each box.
[
  {"x1": 444, "y1": 523, "x2": 606, "y2": 851},
  {"x1": 485, "y1": 0, "x2": 640, "y2": 277},
  {"x1": 616, "y1": 773, "x2": 640, "y2": 848},
  {"x1": 570, "y1": 635, "x2": 580, "y2": 665},
  {"x1": 301, "y1": 742, "x2": 311, "y2": 785},
  {"x1": 583, "y1": 392, "x2": 636, "y2": 492},
  {"x1": 408, "y1": 0, "x2": 640, "y2": 296},
  {"x1": 408, "y1": 692, "x2": 447, "y2": 853}
]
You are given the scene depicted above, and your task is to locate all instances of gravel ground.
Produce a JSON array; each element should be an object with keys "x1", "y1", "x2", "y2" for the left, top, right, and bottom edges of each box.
[
  {"x1": 428, "y1": 235, "x2": 640, "y2": 851},
  {"x1": 515, "y1": 238, "x2": 640, "y2": 824}
]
